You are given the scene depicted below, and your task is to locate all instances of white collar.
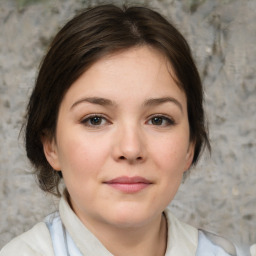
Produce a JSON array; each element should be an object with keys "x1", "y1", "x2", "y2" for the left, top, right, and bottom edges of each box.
[{"x1": 59, "y1": 195, "x2": 198, "y2": 256}]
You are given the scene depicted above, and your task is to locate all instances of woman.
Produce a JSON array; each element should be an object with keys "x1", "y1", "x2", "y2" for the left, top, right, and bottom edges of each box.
[{"x1": 0, "y1": 4, "x2": 237, "y2": 256}]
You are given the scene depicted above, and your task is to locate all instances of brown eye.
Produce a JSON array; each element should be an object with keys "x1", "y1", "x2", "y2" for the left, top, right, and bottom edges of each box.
[
  {"x1": 81, "y1": 115, "x2": 108, "y2": 127},
  {"x1": 148, "y1": 115, "x2": 175, "y2": 126},
  {"x1": 151, "y1": 117, "x2": 163, "y2": 125},
  {"x1": 89, "y1": 116, "x2": 102, "y2": 125}
]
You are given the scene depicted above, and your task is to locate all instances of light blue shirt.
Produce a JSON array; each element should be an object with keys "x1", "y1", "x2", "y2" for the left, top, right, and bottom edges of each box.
[{"x1": 45, "y1": 213, "x2": 234, "y2": 256}]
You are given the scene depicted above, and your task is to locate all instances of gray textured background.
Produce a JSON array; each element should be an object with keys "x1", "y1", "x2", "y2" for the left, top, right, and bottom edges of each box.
[{"x1": 0, "y1": 0, "x2": 255, "y2": 254}]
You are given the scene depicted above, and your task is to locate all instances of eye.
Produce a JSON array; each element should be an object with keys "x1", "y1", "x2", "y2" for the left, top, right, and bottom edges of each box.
[
  {"x1": 81, "y1": 115, "x2": 109, "y2": 127},
  {"x1": 147, "y1": 115, "x2": 175, "y2": 126}
]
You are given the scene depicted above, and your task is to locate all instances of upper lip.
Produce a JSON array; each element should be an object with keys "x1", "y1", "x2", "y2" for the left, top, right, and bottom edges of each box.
[{"x1": 104, "y1": 176, "x2": 152, "y2": 184}]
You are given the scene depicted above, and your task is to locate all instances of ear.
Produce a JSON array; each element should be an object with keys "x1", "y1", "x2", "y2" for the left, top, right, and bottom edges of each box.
[
  {"x1": 41, "y1": 135, "x2": 61, "y2": 171},
  {"x1": 184, "y1": 141, "x2": 195, "y2": 172}
]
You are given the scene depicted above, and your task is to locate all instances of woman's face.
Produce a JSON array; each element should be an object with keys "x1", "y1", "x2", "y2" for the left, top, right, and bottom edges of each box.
[{"x1": 43, "y1": 46, "x2": 194, "y2": 229}]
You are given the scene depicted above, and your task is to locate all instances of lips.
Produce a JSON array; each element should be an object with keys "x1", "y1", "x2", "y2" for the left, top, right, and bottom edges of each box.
[{"x1": 104, "y1": 176, "x2": 152, "y2": 193}]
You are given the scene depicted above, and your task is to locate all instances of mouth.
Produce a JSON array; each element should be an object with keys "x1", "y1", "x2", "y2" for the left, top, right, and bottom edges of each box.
[{"x1": 103, "y1": 176, "x2": 152, "y2": 193}]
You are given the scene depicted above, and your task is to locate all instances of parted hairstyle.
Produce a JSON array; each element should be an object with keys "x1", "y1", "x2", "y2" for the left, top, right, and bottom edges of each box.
[{"x1": 25, "y1": 4, "x2": 211, "y2": 196}]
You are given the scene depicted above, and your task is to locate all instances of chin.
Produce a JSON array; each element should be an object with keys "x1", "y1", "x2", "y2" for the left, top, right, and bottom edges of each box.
[{"x1": 104, "y1": 205, "x2": 158, "y2": 229}]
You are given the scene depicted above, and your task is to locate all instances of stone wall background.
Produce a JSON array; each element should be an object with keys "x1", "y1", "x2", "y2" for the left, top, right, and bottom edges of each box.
[{"x1": 0, "y1": 0, "x2": 255, "y2": 254}]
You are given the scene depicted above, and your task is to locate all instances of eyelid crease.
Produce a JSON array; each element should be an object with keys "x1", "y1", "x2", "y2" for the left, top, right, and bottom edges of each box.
[
  {"x1": 147, "y1": 113, "x2": 175, "y2": 120},
  {"x1": 80, "y1": 113, "x2": 111, "y2": 126},
  {"x1": 146, "y1": 114, "x2": 176, "y2": 126},
  {"x1": 80, "y1": 113, "x2": 175, "y2": 122}
]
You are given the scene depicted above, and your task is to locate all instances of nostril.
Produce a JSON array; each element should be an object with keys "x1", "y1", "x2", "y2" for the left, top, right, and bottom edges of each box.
[{"x1": 118, "y1": 156, "x2": 143, "y2": 161}]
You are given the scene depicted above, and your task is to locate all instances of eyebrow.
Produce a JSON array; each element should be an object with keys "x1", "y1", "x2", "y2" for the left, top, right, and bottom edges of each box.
[
  {"x1": 70, "y1": 96, "x2": 183, "y2": 112},
  {"x1": 70, "y1": 97, "x2": 116, "y2": 110},
  {"x1": 144, "y1": 97, "x2": 183, "y2": 112}
]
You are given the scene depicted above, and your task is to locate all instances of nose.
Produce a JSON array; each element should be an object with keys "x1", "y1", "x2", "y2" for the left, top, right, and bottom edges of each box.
[{"x1": 112, "y1": 124, "x2": 146, "y2": 164}]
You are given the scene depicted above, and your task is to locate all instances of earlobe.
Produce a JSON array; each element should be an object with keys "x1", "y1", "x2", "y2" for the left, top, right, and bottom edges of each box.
[{"x1": 41, "y1": 135, "x2": 61, "y2": 171}]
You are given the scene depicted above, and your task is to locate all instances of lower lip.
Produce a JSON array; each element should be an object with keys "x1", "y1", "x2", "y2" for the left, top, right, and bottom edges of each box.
[{"x1": 106, "y1": 183, "x2": 151, "y2": 193}]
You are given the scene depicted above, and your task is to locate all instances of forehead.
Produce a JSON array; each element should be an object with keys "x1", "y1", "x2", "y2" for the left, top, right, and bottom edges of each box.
[
  {"x1": 96, "y1": 46, "x2": 174, "y2": 79},
  {"x1": 60, "y1": 46, "x2": 186, "y2": 109}
]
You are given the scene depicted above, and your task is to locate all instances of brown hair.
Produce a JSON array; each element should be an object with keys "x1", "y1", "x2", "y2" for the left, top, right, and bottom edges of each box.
[{"x1": 25, "y1": 4, "x2": 210, "y2": 196}]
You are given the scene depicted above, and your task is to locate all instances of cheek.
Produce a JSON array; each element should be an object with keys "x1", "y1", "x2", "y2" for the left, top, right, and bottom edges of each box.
[
  {"x1": 150, "y1": 134, "x2": 189, "y2": 171},
  {"x1": 154, "y1": 137, "x2": 188, "y2": 194},
  {"x1": 57, "y1": 133, "x2": 110, "y2": 178}
]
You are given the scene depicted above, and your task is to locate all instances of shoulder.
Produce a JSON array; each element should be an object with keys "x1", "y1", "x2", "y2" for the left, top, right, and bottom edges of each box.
[
  {"x1": 164, "y1": 208, "x2": 237, "y2": 256},
  {"x1": 0, "y1": 222, "x2": 54, "y2": 256},
  {"x1": 197, "y1": 229, "x2": 237, "y2": 256}
]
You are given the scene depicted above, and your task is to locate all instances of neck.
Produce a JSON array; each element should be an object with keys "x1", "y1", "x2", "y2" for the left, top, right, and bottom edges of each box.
[{"x1": 82, "y1": 213, "x2": 167, "y2": 256}]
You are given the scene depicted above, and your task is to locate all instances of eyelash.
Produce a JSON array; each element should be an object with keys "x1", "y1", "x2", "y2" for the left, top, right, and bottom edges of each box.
[
  {"x1": 80, "y1": 114, "x2": 175, "y2": 128},
  {"x1": 147, "y1": 115, "x2": 175, "y2": 126},
  {"x1": 81, "y1": 114, "x2": 110, "y2": 127}
]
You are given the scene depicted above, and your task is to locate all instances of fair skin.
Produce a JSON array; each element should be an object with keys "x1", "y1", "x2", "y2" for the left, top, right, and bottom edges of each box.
[{"x1": 43, "y1": 46, "x2": 194, "y2": 256}]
